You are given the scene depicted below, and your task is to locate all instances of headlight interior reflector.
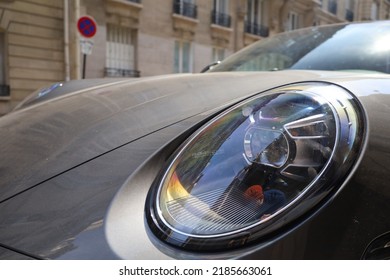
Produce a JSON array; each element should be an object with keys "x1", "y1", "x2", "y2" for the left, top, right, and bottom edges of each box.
[{"x1": 147, "y1": 83, "x2": 365, "y2": 251}]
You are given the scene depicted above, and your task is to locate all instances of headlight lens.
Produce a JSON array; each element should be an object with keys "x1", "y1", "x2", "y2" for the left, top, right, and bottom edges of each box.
[{"x1": 147, "y1": 83, "x2": 365, "y2": 251}]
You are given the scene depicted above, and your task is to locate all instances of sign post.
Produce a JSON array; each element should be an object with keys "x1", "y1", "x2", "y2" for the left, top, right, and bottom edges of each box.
[{"x1": 77, "y1": 16, "x2": 97, "y2": 79}]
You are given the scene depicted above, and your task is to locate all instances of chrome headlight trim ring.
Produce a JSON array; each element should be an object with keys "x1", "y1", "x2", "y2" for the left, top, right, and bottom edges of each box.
[{"x1": 146, "y1": 82, "x2": 366, "y2": 251}]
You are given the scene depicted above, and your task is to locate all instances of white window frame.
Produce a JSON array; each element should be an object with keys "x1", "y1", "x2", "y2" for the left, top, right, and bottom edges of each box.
[
  {"x1": 0, "y1": 32, "x2": 5, "y2": 85},
  {"x1": 177, "y1": 0, "x2": 196, "y2": 14},
  {"x1": 287, "y1": 12, "x2": 300, "y2": 31},
  {"x1": 0, "y1": 31, "x2": 9, "y2": 97},
  {"x1": 246, "y1": 0, "x2": 266, "y2": 25},
  {"x1": 214, "y1": 0, "x2": 229, "y2": 14},
  {"x1": 371, "y1": 2, "x2": 379, "y2": 20},
  {"x1": 174, "y1": 40, "x2": 193, "y2": 73},
  {"x1": 106, "y1": 24, "x2": 136, "y2": 73},
  {"x1": 212, "y1": 47, "x2": 225, "y2": 62}
]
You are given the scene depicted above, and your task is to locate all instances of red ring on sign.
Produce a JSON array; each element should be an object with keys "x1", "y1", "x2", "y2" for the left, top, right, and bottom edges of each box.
[{"x1": 77, "y1": 16, "x2": 97, "y2": 38}]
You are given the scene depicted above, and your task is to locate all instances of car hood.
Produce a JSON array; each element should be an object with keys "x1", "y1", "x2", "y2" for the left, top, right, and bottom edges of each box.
[
  {"x1": 1, "y1": 70, "x2": 390, "y2": 259},
  {"x1": 0, "y1": 70, "x2": 336, "y2": 203}
]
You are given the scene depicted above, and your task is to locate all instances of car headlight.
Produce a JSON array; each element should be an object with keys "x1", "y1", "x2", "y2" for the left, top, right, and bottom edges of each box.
[{"x1": 146, "y1": 82, "x2": 365, "y2": 251}]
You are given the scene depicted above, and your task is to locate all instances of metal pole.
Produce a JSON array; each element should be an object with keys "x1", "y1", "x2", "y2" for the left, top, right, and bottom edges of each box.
[
  {"x1": 74, "y1": 0, "x2": 81, "y2": 79},
  {"x1": 63, "y1": 0, "x2": 70, "y2": 81},
  {"x1": 82, "y1": 54, "x2": 86, "y2": 79}
]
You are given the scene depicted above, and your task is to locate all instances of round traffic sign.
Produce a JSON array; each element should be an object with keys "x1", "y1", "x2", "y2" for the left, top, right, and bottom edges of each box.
[{"x1": 77, "y1": 16, "x2": 97, "y2": 38}]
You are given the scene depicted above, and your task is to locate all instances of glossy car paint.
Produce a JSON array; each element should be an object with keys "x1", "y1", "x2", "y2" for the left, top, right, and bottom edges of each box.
[{"x1": 0, "y1": 70, "x2": 390, "y2": 259}]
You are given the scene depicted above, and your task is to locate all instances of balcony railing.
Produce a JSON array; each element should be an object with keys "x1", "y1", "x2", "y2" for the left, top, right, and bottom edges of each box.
[
  {"x1": 245, "y1": 21, "x2": 269, "y2": 37},
  {"x1": 0, "y1": 85, "x2": 10, "y2": 97},
  {"x1": 105, "y1": 68, "x2": 140, "y2": 78},
  {"x1": 211, "y1": 10, "x2": 231, "y2": 28},
  {"x1": 345, "y1": 9, "x2": 354, "y2": 21},
  {"x1": 173, "y1": 0, "x2": 197, "y2": 19},
  {"x1": 328, "y1": 0, "x2": 337, "y2": 14}
]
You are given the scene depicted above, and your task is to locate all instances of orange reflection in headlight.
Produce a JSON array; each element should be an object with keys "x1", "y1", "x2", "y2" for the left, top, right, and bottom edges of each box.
[{"x1": 166, "y1": 171, "x2": 189, "y2": 202}]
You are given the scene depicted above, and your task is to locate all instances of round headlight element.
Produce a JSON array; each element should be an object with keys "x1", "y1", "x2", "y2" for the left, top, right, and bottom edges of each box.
[{"x1": 147, "y1": 83, "x2": 365, "y2": 251}]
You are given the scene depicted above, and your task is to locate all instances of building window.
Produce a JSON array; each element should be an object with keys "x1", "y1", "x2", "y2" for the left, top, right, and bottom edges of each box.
[
  {"x1": 173, "y1": 0, "x2": 197, "y2": 19},
  {"x1": 212, "y1": 0, "x2": 231, "y2": 28},
  {"x1": 286, "y1": 12, "x2": 300, "y2": 31},
  {"x1": 105, "y1": 24, "x2": 139, "y2": 78},
  {"x1": 212, "y1": 47, "x2": 225, "y2": 62},
  {"x1": 371, "y1": 2, "x2": 379, "y2": 20},
  {"x1": 245, "y1": 0, "x2": 269, "y2": 37},
  {"x1": 328, "y1": 0, "x2": 337, "y2": 15},
  {"x1": 174, "y1": 40, "x2": 192, "y2": 73},
  {"x1": 345, "y1": 0, "x2": 354, "y2": 21},
  {"x1": 0, "y1": 32, "x2": 9, "y2": 97}
]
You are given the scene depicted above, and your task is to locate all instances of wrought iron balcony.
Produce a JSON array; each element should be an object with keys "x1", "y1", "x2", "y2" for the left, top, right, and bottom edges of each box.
[
  {"x1": 211, "y1": 10, "x2": 231, "y2": 28},
  {"x1": 173, "y1": 0, "x2": 197, "y2": 19},
  {"x1": 0, "y1": 85, "x2": 10, "y2": 97},
  {"x1": 328, "y1": 0, "x2": 337, "y2": 14},
  {"x1": 345, "y1": 9, "x2": 354, "y2": 21},
  {"x1": 105, "y1": 68, "x2": 140, "y2": 78},
  {"x1": 245, "y1": 21, "x2": 269, "y2": 37}
]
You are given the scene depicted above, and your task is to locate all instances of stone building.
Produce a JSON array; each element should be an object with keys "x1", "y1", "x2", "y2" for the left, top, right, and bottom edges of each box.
[{"x1": 0, "y1": 0, "x2": 389, "y2": 114}]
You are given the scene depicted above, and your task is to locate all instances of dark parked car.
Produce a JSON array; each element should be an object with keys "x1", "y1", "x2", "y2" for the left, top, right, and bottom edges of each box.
[{"x1": 1, "y1": 21, "x2": 390, "y2": 260}]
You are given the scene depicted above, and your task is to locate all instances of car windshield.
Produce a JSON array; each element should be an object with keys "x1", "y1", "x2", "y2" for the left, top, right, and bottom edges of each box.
[{"x1": 209, "y1": 21, "x2": 390, "y2": 74}]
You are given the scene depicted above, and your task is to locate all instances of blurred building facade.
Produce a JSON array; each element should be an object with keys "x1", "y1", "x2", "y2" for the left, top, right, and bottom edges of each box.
[{"x1": 0, "y1": 0, "x2": 389, "y2": 114}]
